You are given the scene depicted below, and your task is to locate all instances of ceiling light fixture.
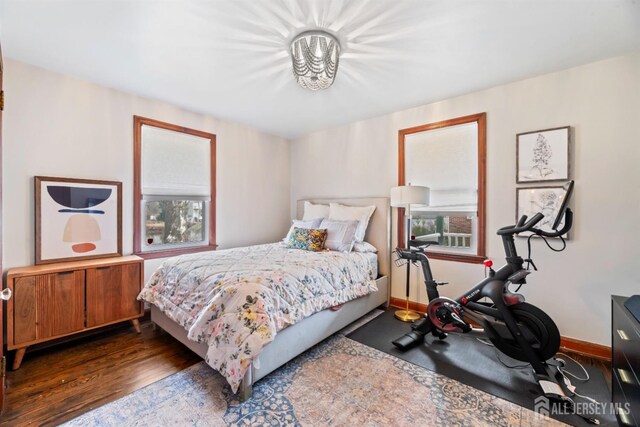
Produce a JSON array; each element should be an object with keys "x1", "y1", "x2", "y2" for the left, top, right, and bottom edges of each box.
[{"x1": 290, "y1": 30, "x2": 340, "y2": 91}]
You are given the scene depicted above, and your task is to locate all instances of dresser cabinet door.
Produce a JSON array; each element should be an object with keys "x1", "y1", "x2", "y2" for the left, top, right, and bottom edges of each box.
[
  {"x1": 49, "y1": 271, "x2": 86, "y2": 337},
  {"x1": 85, "y1": 263, "x2": 142, "y2": 328},
  {"x1": 13, "y1": 276, "x2": 38, "y2": 344},
  {"x1": 13, "y1": 271, "x2": 85, "y2": 345}
]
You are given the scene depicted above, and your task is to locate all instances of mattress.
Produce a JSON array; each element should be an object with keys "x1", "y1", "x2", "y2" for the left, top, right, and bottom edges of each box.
[{"x1": 138, "y1": 243, "x2": 379, "y2": 391}]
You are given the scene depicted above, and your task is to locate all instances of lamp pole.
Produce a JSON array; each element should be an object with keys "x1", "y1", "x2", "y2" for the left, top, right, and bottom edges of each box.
[
  {"x1": 395, "y1": 200, "x2": 420, "y2": 322},
  {"x1": 390, "y1": 184, "x2": 429, "y2": 322}
]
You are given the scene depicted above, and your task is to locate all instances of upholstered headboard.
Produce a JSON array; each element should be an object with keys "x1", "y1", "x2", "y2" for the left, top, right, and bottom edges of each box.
[{"x1": 296, "y1": 197, "x2": 390, "y2": 277}]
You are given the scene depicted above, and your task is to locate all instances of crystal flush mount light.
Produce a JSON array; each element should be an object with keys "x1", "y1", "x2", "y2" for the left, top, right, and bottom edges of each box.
[{"x1": 290, "y1": 30, "x2": 340, "y2": 91}]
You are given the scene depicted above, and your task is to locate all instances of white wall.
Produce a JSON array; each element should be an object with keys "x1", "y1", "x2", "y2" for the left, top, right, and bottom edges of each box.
[
  {"x1": 3, "y1": 59, "x2": 291, "y2": 281},
  {"x1": 291, "y1": 53, "x2": 640, "y2": 346}
]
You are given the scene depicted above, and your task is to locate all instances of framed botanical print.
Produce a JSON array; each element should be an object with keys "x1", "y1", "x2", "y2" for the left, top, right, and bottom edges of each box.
[
  {"x1": 516, "y1": 186, "x2": 570, "y2": 239},
  {"x1": 516, "y1": 126, "x2": 570, "y2": 183},
  {"x1": 35, "y1": 176, "x2": 122, "y2": 264}
]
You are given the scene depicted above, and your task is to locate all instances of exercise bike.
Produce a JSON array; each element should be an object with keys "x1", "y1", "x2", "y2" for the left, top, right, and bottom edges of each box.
[{"x1": 392, "y1": 180, "x2": 574, "y2": 403}]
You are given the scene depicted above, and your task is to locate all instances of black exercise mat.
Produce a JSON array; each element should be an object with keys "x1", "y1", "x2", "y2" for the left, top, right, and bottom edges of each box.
[{"x1": 347, "y1": 310, "x2": 616, "y2": 427}]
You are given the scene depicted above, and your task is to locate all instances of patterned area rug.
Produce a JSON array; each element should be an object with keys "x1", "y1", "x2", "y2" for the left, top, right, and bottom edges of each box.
[{"x1": 63, "y1": 335, "x2": 563, "y2": 426}]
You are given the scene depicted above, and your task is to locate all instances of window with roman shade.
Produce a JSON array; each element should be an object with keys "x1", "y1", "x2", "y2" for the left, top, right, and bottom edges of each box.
[
  {"x1": 134, "y1": 116, "x2": 216, "y2": 258},
  {"x1": 399, "y1": 113, "x2": 486, "y2": 263}
]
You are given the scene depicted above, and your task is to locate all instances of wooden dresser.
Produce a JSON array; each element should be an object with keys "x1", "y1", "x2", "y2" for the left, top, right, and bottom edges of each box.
[
  {"x1": 6, "y1": 255, "x2": 144, "y2": 369},
  {"x1": 612, "y1": 295, "x2": 640, "y2": 426}
]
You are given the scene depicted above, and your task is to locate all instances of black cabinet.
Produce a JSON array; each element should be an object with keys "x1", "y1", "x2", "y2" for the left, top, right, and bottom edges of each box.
[{"x1": 612, "y1": 295, "x2": 640, "y2": 426}]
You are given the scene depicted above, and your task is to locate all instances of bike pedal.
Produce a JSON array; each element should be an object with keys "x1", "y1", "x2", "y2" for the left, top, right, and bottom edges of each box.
[
  {"x1": 392, "y1": 332, "x2": 425, "y2": 351},
  {"x1": 432, "y1": 330, "x2": 448, "y2": 339},
  {"x1": 458, "y1": 323, "x2": 472, "y2": 333},
  {"x1": 436, "y1": 281, "x2": 448, "y2": 286}
]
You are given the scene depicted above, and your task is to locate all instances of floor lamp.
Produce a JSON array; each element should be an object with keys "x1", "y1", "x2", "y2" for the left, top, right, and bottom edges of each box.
[{"x1": 390, "y1": 184, "x2": 430, "y2": 322}]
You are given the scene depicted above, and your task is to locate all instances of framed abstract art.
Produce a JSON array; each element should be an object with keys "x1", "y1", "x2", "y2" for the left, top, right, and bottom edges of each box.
[
  {"x1": 516, "y1": 126, "x2": 570, "y2": 183},
  {"x1": 35, "y1": 176, "x2": 122, "y2": 264}
]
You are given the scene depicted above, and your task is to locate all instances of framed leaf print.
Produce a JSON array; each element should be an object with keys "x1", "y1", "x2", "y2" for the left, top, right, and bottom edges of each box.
[{"x1": 516, "y1": 126, "x2": 570, "y2": 183}]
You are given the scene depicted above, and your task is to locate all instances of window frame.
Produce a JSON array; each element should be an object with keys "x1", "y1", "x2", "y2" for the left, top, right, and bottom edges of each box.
[
  {"x1": 133, "y1": 116, "x2": 217, "y2": 259},
  {"x1": 398, "y1": 112, "x2": 486, "y2": 264}
]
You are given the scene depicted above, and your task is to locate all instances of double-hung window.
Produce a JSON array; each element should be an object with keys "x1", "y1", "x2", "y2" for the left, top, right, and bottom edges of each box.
[
  {"x1": 399, "y1": 113, "x2": 486, "y2": 263},
  {"x1": 134, "y1": 116, "x2": 216, "y2": 258}
]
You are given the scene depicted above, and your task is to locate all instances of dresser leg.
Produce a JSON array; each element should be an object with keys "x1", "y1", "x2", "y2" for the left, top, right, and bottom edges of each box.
[
  {"x1": 13, "y1": 348, "x2": 27, "y2": 370},
  {"x1": 131, "y1": 319, "x2": 141, "y2": 333}
]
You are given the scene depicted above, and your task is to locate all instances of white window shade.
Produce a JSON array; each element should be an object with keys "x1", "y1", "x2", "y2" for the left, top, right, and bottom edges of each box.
[
  {"x1": 414, "y1": 188, "x2": 478, "y2": 216},
  {"x1": 142, "y1": 125, "x2": 211, "y2": 197},
  {"x1": 405, "y1": 122, "x2": 478, "y2": 216}
]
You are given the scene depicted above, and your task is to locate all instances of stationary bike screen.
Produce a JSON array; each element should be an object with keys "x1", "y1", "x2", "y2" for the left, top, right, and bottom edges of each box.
[{"x1": 551, "y1": 180, "x2": 574, "y2": 231}]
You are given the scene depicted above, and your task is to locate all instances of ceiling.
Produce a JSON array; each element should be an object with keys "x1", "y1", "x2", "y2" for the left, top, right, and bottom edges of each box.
[{"x1": 1, "y1": 0, "x2": 639, "y2": 139}]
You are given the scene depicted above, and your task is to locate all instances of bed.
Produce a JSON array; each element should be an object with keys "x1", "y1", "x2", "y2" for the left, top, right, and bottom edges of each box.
[{"x1": 144, "y1": 197, "x2": 390, "y2": 399}]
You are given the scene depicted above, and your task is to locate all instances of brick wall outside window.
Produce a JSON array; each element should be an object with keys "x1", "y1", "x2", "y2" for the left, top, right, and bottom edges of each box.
[{"x1": 449, "y1": 216, "x2": 472, "y2": 234}]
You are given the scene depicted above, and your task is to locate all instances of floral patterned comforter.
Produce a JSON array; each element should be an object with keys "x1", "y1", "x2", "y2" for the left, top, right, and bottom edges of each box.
[{"x1": 138, "y1": 243, "x2": 378, "y2": 392}]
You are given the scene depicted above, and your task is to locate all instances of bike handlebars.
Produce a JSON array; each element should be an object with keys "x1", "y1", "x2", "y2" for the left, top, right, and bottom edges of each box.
[
  {"x1": 516, "y1": 214, "x2": 529, "y2": 228},
  {"x1": 497, "y1": 212, "x2": 544, "y2": 235},
  {"x1": 537, "y1": 209, "x2": 573, "y2": 238},
  {"x1": 497, "y1": 208, "x2": 573, "y2": 238}
]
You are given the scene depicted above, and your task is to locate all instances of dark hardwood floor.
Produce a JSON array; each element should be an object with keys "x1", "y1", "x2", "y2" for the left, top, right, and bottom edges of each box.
[
  {"x1": 557, "y1": 351, "x2": 612, "y2": 390},
  {"x1": 0, "y1": 321, "x2": 200, "y2": 426},
  {"x1": 0, "y1": 318, "x2": 612, "y2": 426}
]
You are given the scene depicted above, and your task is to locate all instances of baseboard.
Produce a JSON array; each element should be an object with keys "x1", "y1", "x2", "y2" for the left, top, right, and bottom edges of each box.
[
  {"x1": 559, "y1": 337, "x2": 611, "y2": 361},
  {"x1": 389, "y1": 297, "x2": 427, "y2": 314},
  {"x1": 389, "y1": 297, "x2": 611, "y2": 362}
]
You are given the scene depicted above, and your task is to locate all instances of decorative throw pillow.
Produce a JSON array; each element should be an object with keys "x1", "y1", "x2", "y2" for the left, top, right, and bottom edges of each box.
[
  {"x1": 328, "y1": 203, "x2": 376, "y2": 242},
  {"x1": 320, "y1": 219, "x2": 359, "y2": 253},
  {"x1": 302, "y1": 201, "x2": 330, "y2": 220},
  {"x1": 286, "y1": 227, "x2": 328, "y2": 252},
  {"x1": 283, "y1": 218, "x2": 323, "y2": 242},
  {"x1": 352, "y1": 241, "x2": 377, "y2": 253}
]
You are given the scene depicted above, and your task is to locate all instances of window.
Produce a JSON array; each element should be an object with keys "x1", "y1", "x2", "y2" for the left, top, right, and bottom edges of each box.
[
  {"x1": 398, "y1": 113, "x2": 486, "y2": 263},
  {"x1": 134, "y1": 116, "x2": 216, "y2": 259},
  {"x1": 144, "y1": 199, "x2": 206, "y2": 246}
]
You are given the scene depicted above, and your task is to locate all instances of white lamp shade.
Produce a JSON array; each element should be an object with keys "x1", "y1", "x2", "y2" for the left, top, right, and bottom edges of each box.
[{"x1": 390, "y1": 185, "x2": 430, "y2": 208}]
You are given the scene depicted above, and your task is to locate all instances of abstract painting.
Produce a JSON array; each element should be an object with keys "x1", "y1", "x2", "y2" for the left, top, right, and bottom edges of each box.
[
  {"x1": 516, "y1": 126, "x2": 570, "y2": 183},
  {"x1": 516, "y1": 186, "x2": 569, "y2": 239},
  {"x1": 35, "y1": 177, "x2": 122, "y2": 264}
]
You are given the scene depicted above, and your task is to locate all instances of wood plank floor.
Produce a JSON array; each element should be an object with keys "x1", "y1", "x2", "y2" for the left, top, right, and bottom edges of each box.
[
  {"x1": 0, "y1": 321, "x2": 200, "y2": 426},
  {"x1": 0, "y1": 319, "x2": 612, "y2": 426},
  {"x1": 557, "y1": 351, "x2": 612, "y2": 389}
]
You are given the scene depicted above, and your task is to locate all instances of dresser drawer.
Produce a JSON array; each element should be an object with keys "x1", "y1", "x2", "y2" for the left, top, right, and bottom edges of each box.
[
  {"x1": 614, "y1": 302, "x2": 640, "y2": 375},
  {"x1": 613, "y1": 296, "x2": 640, "y2": 427},
  {"x1": 612, "y1": 368, "x2": 640, "y2": 426}
]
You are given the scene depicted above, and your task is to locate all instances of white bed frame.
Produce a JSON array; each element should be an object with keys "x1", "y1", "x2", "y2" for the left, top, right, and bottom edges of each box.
[{"x1": 151, "y1": 197, "x2": 390, "y2": 400}]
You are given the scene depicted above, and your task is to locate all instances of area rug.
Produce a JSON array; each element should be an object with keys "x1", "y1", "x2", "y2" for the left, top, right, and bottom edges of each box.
[{"x1": 62, "y1": 334, "x2": 560, "y2": 426}]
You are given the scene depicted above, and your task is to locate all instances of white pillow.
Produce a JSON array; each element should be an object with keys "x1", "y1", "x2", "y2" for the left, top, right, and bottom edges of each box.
[
  {"x1": 328, "y1": 203, "x2": 376, "y2": 242},
  {"x1": 319, "y1": 219, "x2": 359, "y2": 253},
  {"x1": 283, "y1": 218, "x2": 323, "y2": 242},
  {"x1": 302, "y1": 201, "x2": 330, "y2": 220},
  {"x1": 353, "y1": 241, "x2": 377, "y2": 253}
]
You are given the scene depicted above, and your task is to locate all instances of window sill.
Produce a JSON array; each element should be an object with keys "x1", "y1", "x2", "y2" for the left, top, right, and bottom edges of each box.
[
  {"x1": 424, "y1": 251, "x2": 486, "y2": 264},
  {"x1": 135, "y1": 244, "x2": 218, "y2": 260}
]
